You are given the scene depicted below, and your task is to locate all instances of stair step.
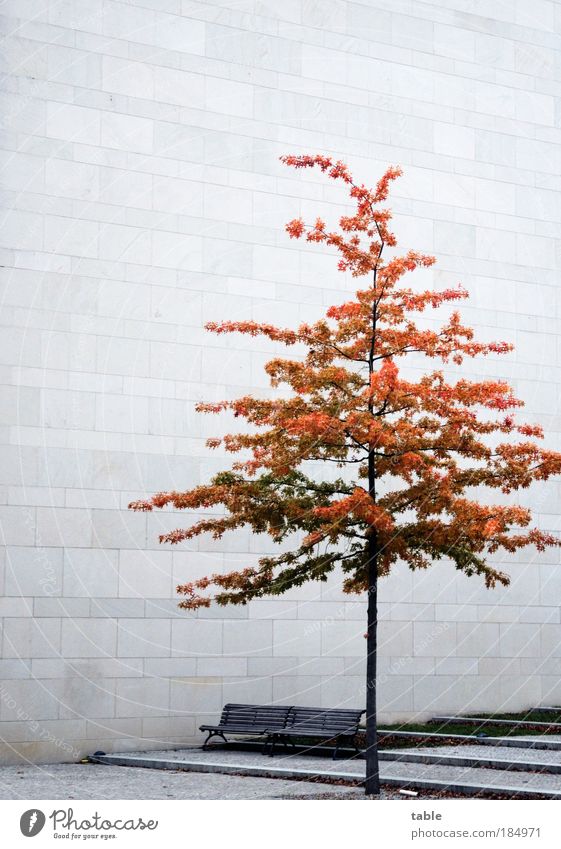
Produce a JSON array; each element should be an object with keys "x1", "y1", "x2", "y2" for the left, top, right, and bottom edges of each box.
[
  {"x1": 431, "y1": 715, "x2": 561, "y2": 730},
  {"x1": 379, "y1": 729, "x2": 561, "y2": 750},
  {"x1": 380, "y1": 748, "x2": 561, "y2": 774},
  {"x1": 531, "y1": 706, "x2": 561, "y2": 713},
  {"x1": 94, "y1": 750, "x2": 561, "y2": 799}
]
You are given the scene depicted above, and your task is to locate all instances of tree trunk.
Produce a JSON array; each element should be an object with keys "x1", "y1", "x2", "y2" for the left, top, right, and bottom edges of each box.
[
  {"x1": 364, "y1": 530, "x2": 380, "y2": 795},
  {"x1": 365, "y1": 248, "x2": 381, "y2": 796}
]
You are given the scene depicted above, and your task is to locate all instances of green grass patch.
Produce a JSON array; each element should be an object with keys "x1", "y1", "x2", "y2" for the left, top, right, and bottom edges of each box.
[{"x1": 456, "y1": 710, "x2": 561, "y2": 724}]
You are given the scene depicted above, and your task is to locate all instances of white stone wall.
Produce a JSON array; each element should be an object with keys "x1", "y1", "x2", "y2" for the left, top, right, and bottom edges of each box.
[{"x1": 1, "y1": 0, "x2": 561, "y2": 764}]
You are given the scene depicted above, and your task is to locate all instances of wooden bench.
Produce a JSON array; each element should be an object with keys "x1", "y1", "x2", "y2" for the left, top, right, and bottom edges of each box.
[
  {"x1": 269, "y1": 706, "x2": 365, "y2": 759},
  {"x1": 200, "y1": 703, "x2": 364, "y2": 758},
  {"x1": 200, "y1": 703, "x2": 293, "y2": 749}
]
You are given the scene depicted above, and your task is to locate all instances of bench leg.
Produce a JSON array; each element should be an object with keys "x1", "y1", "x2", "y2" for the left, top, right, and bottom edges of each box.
[
  {"x1": 268, "y1": 734, "x2": 277, "y2": 757},
  {"x1": 333, "y1": 737, "x2": 341, "y2": 760},
  {"x1": 203, "y1": 731, "x2": 228, "y2": 750},
  {"x1": 280, "y1": 734, "x2": 294, "y2": 753}
]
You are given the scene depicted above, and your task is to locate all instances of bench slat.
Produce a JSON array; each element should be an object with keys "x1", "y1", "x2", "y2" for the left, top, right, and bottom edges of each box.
[
  {"x1": 218, "y1": 703, "x2": 293, "y2": 731},
  {"x1": 200, "y1": 725, "x2": 269, "y2": 733}
]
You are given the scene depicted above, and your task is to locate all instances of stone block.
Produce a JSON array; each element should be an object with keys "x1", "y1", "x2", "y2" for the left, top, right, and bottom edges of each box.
[
  {"x1": 117, "y1": 619, "x2": 171, "y2": 658},
  {"x1": 223, "y1": 620, "x2": 272, "y2": 657},
  {"x1": 118, "y1": 549, "x2": 172, "y2": 598},
  {"x1": 273, "y1": 620, "x2": 321, "y2": 657},
  {"x1": 61, "y1": 618, "x2": 117, "y2": 658},
  {"x1": 3, "y1": 617, "x2": 61, "y2": 659},
  {"x1": 115, "y1": 678, "x2": 170, "y2": 718},
  {"x1": 172, "y1": 619, "x2": 223, "y2": 656},
  {"x1": 5, "y1": 546, "x2": 63, "y2": 597},
  {"x1": 320, "y1": 621, "x2": 366, "y2": 658},
  {"x1": 63, "y1": 548, "x2": 118, "y2": 597}
]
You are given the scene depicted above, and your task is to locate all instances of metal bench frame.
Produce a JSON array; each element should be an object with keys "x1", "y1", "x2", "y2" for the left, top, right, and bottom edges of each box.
[
  {"x1": 267, "y1": 706, "x2": 365, "y2": 759},
  {"x1": 200, "y1": 703, "x2": 365, "y2": 759}
]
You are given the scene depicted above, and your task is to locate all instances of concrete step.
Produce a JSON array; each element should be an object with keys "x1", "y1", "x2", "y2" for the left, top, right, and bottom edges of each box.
[
  {"x1": 94, "y1": 749, "x2": 561, "y2": 799},
  {"x1": 379, "y1": 729, "x2": 561, "y2": 750},
  {"x1": 431, "y1": 715, "x2": 561, "y2": 731},
  {"x1": 379, "y1": 759, "x2": 561, "y2": 798},
  {"x1": 380, "y1": 747, "x2": 561, "y2": 774},
  {"x1": 531, "y1": 707, "x2": 561, "y2": 714}
]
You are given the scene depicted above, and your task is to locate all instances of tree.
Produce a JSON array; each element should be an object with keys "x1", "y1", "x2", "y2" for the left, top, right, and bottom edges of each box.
[{"x1": 131, "y1": 155, "x2": 561, "y2": 796}]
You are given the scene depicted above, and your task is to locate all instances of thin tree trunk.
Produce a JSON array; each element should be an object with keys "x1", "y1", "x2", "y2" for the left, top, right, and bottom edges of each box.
[
  {"x1": 365, "y1": 232, "x2": 382, "y2": 796},
  {"x1": 364, "y1": 529, "x2": 380, "y2": 795}
]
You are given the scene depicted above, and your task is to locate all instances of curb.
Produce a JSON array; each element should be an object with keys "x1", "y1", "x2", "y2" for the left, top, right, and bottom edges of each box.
[
  {"x1": 532, "y1": 707, "x2": 561, "y2": 714},
  {"x1": 431, "y1": 715, "x2": 561, "y2": 731},
  {"x1": 378, "y1": 730, "x2": 561, "y2": 750}
]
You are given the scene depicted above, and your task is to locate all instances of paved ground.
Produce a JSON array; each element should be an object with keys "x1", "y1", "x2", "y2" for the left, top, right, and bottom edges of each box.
[{"x1": 0, "y1": 762, "x2": 404, "y2": 800}]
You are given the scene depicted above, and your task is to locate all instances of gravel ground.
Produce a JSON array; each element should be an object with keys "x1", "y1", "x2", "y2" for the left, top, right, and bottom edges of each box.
[{"x1": 0, "y1": 763, "x2": 410, "y2": 800}]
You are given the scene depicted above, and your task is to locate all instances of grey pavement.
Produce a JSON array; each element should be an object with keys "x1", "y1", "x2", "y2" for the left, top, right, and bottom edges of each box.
[{"x1": 0, "y1": 762, "x2": 403, "y2": 800}]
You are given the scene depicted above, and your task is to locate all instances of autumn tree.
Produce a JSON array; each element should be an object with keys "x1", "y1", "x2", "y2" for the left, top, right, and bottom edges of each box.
[{"x1": 131, "y1": 155, "x2": 561, "y2": 796}]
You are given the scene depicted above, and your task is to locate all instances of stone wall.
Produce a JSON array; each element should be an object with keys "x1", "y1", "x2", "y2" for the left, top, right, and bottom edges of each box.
[{"x1": 1, "y1": 0, "x2": 561, "y2": 763}]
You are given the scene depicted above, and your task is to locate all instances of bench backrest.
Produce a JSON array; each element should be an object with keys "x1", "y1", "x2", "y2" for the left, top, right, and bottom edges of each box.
[
  {"x1": 287, "y1": 706, "x2": 365, "y2": 734},
  {"x1": 220, "y1": 703, "x2": 293, "y2": 729}
]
